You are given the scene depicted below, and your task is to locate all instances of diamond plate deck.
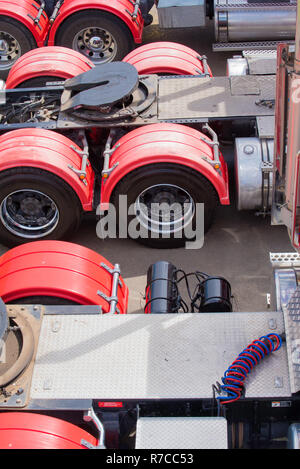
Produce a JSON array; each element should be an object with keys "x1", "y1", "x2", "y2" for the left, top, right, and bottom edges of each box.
[
  {"x1": 245, "y1": 51, "x2": 277, "y2": 76},
  {"x1": 283, "y1": 287, "x2": 300, "y2": 393},
  {"x1": 30, "y1": 312, "x2": 290, "y2": 402},
  {"x1": 257, "y1": 116, "x2": 275, "y2": 138},
  {"x1": 158, "y1": 76, "x2": 275, "y2": 122},
  {"x1": 135, "y1": 417, "x2": 228, "y2": 449}
]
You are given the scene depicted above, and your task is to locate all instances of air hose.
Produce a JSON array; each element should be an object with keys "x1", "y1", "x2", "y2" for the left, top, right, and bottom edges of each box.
[{"x1": 214, "y1": 333, "x2": 283, "y2": 405}]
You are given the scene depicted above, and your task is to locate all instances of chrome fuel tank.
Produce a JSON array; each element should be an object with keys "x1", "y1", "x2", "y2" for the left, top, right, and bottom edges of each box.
[{"x1": 215, "y1": 1, "x2": 296, "y2": 43}]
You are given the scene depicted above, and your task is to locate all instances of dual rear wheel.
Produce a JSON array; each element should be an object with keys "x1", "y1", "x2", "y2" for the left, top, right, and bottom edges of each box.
[{"x1": 0, "y1": 10, "x2": 134, "y2": 81}]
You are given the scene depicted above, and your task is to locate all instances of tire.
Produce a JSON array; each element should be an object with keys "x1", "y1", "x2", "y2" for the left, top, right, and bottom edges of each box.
[
  {"x1": 123, "y1": 42, "x2": 213, "y2": 76},
  {"x1": 6, "y1": 46, "x2": 94, "y2": 88},
  {"x1": 10, "y1": 296, "x2": 79, "y2": 305},
  {"x1": 111, "y1": 163, "x2": 218, "y2": 249},
  {"x1": 17, "y1": 76, "x2": 64, "y2": 88},
  {"x1": 0, "y1": 17, "x2": 36, "y2": 80},
  {"x1": 55, "y1": 10, "x2": 133, "y2": 65},
  {"x1": 44, "y1": 0, "x2": 57, "y2": 17},
  {"x1": 0, "y1": 168, "x2": 82, "y2": 247}
]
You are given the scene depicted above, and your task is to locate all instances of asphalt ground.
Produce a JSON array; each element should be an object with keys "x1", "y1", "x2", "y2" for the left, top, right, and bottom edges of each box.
[{"x1": 0, "y1": 7, "x2": 293, "y2": 313}]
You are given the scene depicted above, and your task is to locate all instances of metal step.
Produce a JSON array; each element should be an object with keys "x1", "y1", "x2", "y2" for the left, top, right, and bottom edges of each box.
[
  {"x1": 214, "y1": 1, "x2": 296, "y2": 12},
  {"x1": 213, "y1": 40, "x2": 295, "y2": 52},
  {"x1": 270, "y1": 252, "x2": 300, "y2": 268},
  {"x1": 135, "y1": 417, "x2": 228, "y2": 449}
]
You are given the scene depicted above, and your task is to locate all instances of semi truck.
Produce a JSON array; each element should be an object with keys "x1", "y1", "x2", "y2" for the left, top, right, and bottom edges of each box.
[
  {"x1": 0, "y1": 29, "x2": 295, "y2": 250},
  {"x1": 0, "y1": 238, "x2": 296, "y2": 449},
  {"x1": 0, "y1": 0, "x2": 297, "y2": 79}
]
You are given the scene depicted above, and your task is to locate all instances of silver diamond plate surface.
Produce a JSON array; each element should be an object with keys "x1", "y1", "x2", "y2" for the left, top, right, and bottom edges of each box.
[
  {"x1": 247, "y1": 56, "x2": 277, "y2": 76},
  {"x1": 283, "y1": 287, "x2": 300, "y2": 393},
  {"x1": 215, "y1": 1, "x2": 296, "y2": 9},
  {"x1": 158, "y1": 76, "x2": 275, "y2": 121},
  {"x1": 270, "y1": 252, "x2": 300, "y2": 268},
  {"x1": 30, "y1": 313, "x2": 290, "y2": 401},
  {"x1": 257, "y1": 116, "x2": 275, "y2": 138},
  {"x1": 213, "y1": 40, "x2": 294, "y2": 52},
  {"x1": 243, "y1": 50, "x2": 277, "y2": 57},
  {"x1": 135, "y1": 417, "x2": 228, "y2": 449},
  {"x1": 230, "y1": 76, "x2": 260, "y2": 95}
]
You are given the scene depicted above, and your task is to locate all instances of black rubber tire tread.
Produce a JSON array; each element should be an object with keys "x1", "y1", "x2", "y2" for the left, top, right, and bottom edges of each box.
[
  {"x1": 10, "y1": 296, "x2": 79, "y2": 305},
  {"x1": 17, "y1": 75, "x2": 65, "y2": 88},
  {"x1": 54, "y1": 10, "x2": 133, "y2": 63},
  {"x1": 111, "y1": 163, "x2": 219, "y2": 249},
  {"x1": 0, "y1": 167, "x2": 82, "y2": 247},
  {"x1": 0, "y1": 16, "x2": 36, "y2": 79}
]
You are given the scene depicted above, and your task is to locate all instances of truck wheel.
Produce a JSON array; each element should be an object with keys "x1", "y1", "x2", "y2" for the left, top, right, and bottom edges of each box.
[
  {"x1": 0, "y1": 168, "x2": 82, "y2": 247},
  {"x1": 11, "y1": 296, "x2": 78, "y2": 305},
  {"x1": 6, "y1": 47, "x2": 94, "y2": 89},
  {"x1": 55, "y1": 11, "x2": 133, "y2": 65},
  {"x1": 123, "y1": 42, "x2": 213, "y2": 76},
  {"x1": 0, "y1": 241, "x2": 129, "y2": 310},
  {"x1": 0, "y1": 413, "x2": 97, "y2": 449},
  {"x1": 15, "y1": 76, "x2": 63, "y2": 88},
  {"x1": 112, "y1": 163, "x2": 218, "y2": 249},
  {"x1": 0, "y1": 17, "x2": 36, "y2": 80}
]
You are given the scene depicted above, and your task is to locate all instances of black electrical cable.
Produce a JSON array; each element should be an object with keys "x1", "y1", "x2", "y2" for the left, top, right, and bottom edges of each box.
[{"x1": 175, "y1": 269, "x2": 210, "y2": 312}]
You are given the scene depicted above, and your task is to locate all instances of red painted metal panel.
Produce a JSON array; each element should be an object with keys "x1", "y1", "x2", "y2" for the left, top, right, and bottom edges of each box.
[
  {"x1": 48, "y1": 0, "x2": 144, "y2": 46},
  {"x1": 0, "y1": 412, "x2": 97, "y2": 449},
  {"x1": 100, "y1": 123, "x2": 230, "y2": 210},
  {"x1": 0, "y1": 128, "x2": 95, "y2": 211},
  {"x1": 5, "y1": 46, "x2": 94, "y2": 88},
  {"x1": 123, "y1": 42, "x2": 213, "y2": 76},
  {"x1": 0, "y1": 241, "x2": 129, "y2": 311}
]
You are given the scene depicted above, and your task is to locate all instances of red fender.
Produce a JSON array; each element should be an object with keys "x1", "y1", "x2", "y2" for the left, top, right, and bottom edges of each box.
[
  {"x1": 48, "y1": 0, "x2": 144, "y2": 46},
  {"x1": 5, "y1": 46, "x2": 94, "y2": 89},
  {"x1": 100, "y1": 123, "x2": 230, "y2": 210},
  {"x1": 0, "y1": 241, "x2": 129, "y2": 311},
  {"x1": 0, "y1": 128, "x2": 95, "y2": 211},
  {"x1": 0, "y1": 412, "x2": 97, "y2": 449},
  {"x1": 0, "y1": 0, "x2": 49, "y2": 47},
  {"x1": 123, "y1": 42, "x2": 213, "y2": 76}
]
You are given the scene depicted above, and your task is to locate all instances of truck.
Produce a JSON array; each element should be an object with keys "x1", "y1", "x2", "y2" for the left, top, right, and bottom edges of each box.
[
  {"x1": 0, "y1": 23, "x2": 294, "y2": 251},
  {"x1": 0, "y1": 0, "x2": 297, "y2": 79},
  {"x1": 0, "y1": 0, "x2": 298, "y2": 450}
]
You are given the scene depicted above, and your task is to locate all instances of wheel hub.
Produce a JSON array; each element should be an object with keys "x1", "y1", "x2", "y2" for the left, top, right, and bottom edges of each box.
[
  {"x1": 0, "y1": 32, "x2": 21, "y2": 69},
  {"x1": 73, "y1": 27, "x2": 117, "y2": 64},
  {"x1": 135, "y1": 184, "x2": 195, "y2": 235},
  {"x1": 88, "y1": 36, "x2": 104, "y2": 50},
  {"x1": 20, "y1": 196, "x2": 44, "y2": 216},
  {"x1": 0, "y1": 190, "x2": 59, "y2": 239}
]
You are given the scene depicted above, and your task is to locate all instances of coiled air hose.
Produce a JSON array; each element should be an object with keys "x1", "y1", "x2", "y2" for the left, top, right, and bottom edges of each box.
[{"x1": 214, "y1": 333, "x2": 283, "y2": 405}]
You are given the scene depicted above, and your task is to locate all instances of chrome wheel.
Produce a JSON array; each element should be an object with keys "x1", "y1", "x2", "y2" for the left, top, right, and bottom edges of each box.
[
  {"x1": 135, "y1": 184, "x2": 195, "y2": 235},
  {"x1": 0, "y1": 32, "x2": 21, "y2": 71},
  {"x1": 0, "y1": 189, "x2": 59, "y2": 239},
  {"x1": 73, "y1": 27, "x2": 117, "y2": 64}
]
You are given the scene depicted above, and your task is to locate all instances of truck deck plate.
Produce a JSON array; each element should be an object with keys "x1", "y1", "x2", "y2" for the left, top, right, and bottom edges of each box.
[
  {"x1": 29, "y1": 312, "x2": 290, "y2": 403},
  {"x1": 135, "y1": 417, "x2": 228, "y2": 449},
  {"x1": 245, "y1": 51, "x2": 277, "y2": 76},
  {"x1": 283, "y1": 286, "x2": 300, "y2": 393},
  {"x1": 158, "y1": 76, "x2": 276, "y2": 122}
]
